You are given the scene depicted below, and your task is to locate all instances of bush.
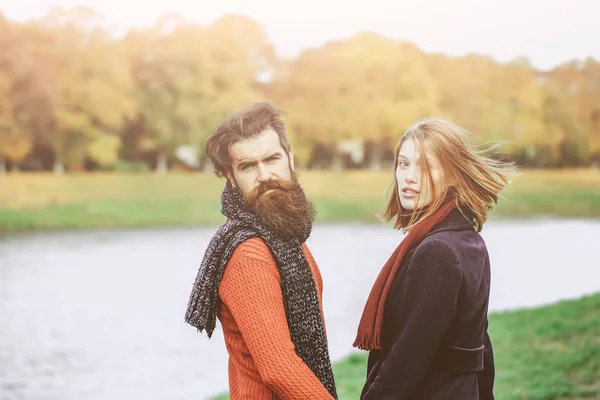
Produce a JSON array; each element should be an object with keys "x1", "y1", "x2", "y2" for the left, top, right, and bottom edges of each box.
[{"x1": 111, "y1": 160, "x2": 150, "y2": 173}]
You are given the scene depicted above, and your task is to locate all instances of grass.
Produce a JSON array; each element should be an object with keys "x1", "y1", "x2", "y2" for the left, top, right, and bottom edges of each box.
[
  {"x1": 0, "y1": 169, "x2": 599, "y2": 234},
  {"x1": 210, "y1": 292, "x2": 600, "y2": 400}
]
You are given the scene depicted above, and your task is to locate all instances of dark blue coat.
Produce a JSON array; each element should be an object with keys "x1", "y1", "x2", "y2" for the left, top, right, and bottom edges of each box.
[{"x1": 361, "y1": 207, "x2": 496, "y2": 400}]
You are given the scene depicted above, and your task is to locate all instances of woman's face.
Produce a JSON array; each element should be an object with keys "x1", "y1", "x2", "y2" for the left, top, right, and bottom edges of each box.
[{"x1": 396, "y1": 138, "x2": 447, "y2": 210}]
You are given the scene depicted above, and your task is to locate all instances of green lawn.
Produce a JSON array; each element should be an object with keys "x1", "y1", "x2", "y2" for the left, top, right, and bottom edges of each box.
[
  {"x1": 1, "y1": 169, "x2": 599, "y2": 234},
  {"x1": 211, "y1": 292, "x2": 600, "y2": 400}
]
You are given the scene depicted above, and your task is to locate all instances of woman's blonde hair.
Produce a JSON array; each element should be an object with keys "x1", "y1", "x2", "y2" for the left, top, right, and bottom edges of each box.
[{"x1": 382, "y1": 117, "x2": 518, "y2": 232}]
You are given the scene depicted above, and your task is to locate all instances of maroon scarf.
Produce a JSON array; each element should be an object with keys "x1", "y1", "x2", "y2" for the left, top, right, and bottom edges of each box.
[{"x1": 353, "y1": 198, "x2": 456, "y2": 351}]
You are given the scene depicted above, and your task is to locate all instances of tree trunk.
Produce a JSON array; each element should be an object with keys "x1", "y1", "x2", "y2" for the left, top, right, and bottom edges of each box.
[
  {"x1": 53, "y1": 158, "x2": 65, "y2": 175},
  {"x1": 156, "y1": 151, "x2": 168, "y2": 173},
  {"x1": 332, "y1": 152, "x2": 343, "y2": 172},
  {"x1": 369, "y1": 146, "x2": 383, "y2": 172}
]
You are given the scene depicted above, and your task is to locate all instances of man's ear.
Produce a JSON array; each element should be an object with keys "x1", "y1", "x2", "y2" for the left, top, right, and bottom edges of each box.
[
  {"x1": 226, "y1": 171, "x2": 236, "y2": 187},
  {"x1": 289, "y1": 149, "x2": 295, "y2": 172}
]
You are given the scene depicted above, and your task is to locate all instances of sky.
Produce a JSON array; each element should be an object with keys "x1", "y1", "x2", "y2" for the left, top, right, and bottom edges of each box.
[{"x1": 1, "y1": 0, "x2": 598, "y2": 71}]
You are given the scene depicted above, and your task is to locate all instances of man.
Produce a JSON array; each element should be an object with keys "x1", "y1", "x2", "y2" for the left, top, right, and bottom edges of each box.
[{"x1": 185, "y1": 102, "x2": 337, "y2": 399}]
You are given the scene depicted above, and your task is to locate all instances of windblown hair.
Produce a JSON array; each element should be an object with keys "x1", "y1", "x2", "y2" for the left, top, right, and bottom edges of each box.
[{"x1": 382, "y1": 117, "x2": 519, "y2": 232}]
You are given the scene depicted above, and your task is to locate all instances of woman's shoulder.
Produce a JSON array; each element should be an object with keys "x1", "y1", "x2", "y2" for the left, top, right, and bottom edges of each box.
[
  {"x1": 397, "y1": 239, "x2": 463, "y2": 291},
  {"x1": 418, "y1": 233, "x2": 462, "y2": 256},
  {"x1": 407, "y1": 236, "x2": 463, "y2": 279},
  {"x1": 412, "y1": 228, "x2": 488, "y2": 272},
  {"x1": 421, "y1": 226, "x2": 484, "y2": 250}
]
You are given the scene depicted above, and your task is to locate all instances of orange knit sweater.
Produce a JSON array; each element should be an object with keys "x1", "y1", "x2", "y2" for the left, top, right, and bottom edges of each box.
[{"x1": 217, "y1": 237, "x2": 334, "y2": 400}]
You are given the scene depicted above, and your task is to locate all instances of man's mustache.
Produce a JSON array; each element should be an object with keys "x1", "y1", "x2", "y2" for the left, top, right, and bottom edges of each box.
[{"x1": 252, "y1": 179, "x2": 295, "y2": 197}]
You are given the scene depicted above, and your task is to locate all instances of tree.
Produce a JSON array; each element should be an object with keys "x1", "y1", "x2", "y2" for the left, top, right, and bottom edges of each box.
[
  {"x1": 0, "y1": 14, "x2": 36, "y2": 172},
  {"x1": 275, "y1": 33, "x2": 439, "y2": 169},
  {"x1": 23, "y1": 7, "x2": 137, "y2": 173},
  {"x1": 127, "y1": 14, "x2": 275, "y2": 172}
]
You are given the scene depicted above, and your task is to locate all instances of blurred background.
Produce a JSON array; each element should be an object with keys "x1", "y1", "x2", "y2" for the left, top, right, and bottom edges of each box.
[{"x1": 0, "y1": 0, "x2": 599, "y2": 399}]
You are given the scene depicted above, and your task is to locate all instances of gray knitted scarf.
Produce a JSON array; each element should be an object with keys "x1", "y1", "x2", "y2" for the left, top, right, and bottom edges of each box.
[{"x1": 184, "y1": 181, "x2": 337, "y2": 398}]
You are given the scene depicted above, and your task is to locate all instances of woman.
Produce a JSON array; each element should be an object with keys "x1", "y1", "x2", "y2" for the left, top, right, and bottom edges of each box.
[{"x1": 354, "y1": 118, "x2": 516, "y2": 399}]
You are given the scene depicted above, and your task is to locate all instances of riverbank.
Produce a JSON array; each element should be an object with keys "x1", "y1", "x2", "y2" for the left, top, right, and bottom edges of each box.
[{"x1": 1, "y1": 169, "x2": 599, "y2": 234}]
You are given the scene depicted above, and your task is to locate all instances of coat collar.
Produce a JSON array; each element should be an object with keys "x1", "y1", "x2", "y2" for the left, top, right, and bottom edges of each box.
[{"x1": 426, "y1": 206, "x2": 476, "y2": 236}]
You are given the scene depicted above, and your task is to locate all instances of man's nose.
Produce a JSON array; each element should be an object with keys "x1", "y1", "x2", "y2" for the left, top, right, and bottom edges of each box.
[{"x1": 257, "y1": 164, "x2": 272, "y2": 182}]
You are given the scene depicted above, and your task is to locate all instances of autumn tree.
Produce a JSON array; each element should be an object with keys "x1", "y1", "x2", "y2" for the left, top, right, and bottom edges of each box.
[
  {"x1": 0, "y1": 14, "x2": 36, "y2": 172},
  {"x1": 126, "y1": 14, "x2": 274, "y2": 172},
  {"x1": 274, "y1": 33, "x2": 439, "y2": 170},
  {"x1": 32, "y1": 7, "x2": 137, "y2": 173}
]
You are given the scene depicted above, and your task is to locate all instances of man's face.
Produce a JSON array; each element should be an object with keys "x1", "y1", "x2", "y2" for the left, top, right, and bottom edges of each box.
[
  {"x1": 226, "y1": 128, "x2": 314, "y2": 238},
  {"x1": 227, "y1": 127, "x2": 294, "y2": 195}
]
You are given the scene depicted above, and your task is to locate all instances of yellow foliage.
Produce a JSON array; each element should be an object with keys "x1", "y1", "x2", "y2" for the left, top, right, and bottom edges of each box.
[
  {"x1": 86, "y1": 135, "x2": 121, "y2": 167},
  {"x1": 0, "y1": 130, "x2": 33, "y2": 162},
  {"x1": 0, "y1": 8, "x2": 598, "y2": 169}
]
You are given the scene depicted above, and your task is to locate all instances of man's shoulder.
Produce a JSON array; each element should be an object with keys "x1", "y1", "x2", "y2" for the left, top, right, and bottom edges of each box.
[
  {"x1": 225, "y1": 237, "x2": 317, "y2": 275},
  {"x1": 220, "y1": 238, "x2": 280, "y2": 294},
  {"x1": 229, "y1": 237, "x2": 275, "y2": 265}
]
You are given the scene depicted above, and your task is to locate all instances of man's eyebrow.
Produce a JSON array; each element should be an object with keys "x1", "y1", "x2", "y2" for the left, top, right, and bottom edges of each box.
[
  {"x1": 234, "y1": 151, "x2": 283, "y2": 166},
  {"x1": 235, "y1": 160, "x2": 256, "y2": 168}
]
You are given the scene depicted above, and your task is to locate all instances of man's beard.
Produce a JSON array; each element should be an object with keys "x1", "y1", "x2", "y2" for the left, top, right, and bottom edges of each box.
[{"x1": 243, "y1": 173, "x2": 315, "y2": 239}]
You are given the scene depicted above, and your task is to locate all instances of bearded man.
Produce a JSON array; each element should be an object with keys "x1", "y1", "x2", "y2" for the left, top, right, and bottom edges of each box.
[{"x1": 185, "y1": 102, "x2": 338, "y2": 399}]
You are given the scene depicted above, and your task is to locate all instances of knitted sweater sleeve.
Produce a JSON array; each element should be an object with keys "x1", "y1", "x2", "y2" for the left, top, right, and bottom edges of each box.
[{"x1": 219, "y1": 256, "x2": 334, "y2": 400}]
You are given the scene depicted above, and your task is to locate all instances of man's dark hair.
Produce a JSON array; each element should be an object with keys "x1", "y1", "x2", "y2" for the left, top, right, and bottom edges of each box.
[{"x1": 205, "y1": 102, "x2": 291, "y2": 178}]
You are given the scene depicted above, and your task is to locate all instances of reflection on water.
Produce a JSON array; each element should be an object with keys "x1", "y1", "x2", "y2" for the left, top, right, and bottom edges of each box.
[{"x1": 1, "y1": 219, "x2": 599, "y2": 399}]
